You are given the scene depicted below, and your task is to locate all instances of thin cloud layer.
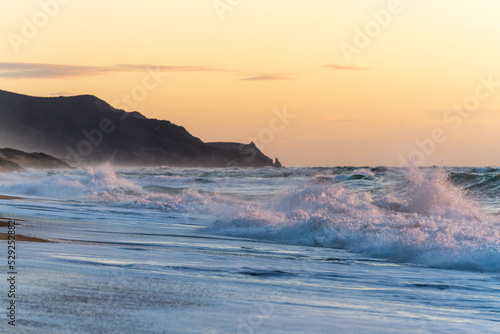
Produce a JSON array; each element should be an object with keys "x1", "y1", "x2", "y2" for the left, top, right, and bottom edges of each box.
[
  {"x1": 241, "y1": 74, "x2": 294, "y2": 81},
  {"x1": 114, "y1": 64, "x2": 229, "y2": 73},
  {"x1": 322, "y1": 64, "x2": 369, "y2": 70},
  {"x1": 0, "y1": 62, "x2": 229, "y2": 79}
]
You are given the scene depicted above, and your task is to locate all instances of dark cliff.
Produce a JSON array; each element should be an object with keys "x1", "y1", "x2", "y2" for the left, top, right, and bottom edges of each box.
[
  {"x1": 0, "y1": 148, "x2": 70, "y2": 172},
  {"x1": 0, "y1": 90, "x2": 281, "y2": 168}
]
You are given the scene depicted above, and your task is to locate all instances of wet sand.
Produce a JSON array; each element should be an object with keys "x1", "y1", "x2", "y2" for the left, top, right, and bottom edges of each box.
[
  {"x1": 0, "y1": 216, "x2": 51, "y2": 243},
  {"x1": 0, "y1": 195, "x2": 22, "y2": 200},
  {"x1": 0, "y1": 219, "x2": 21, "y2": 227},
  {"x1": 0, "y1": 232, "x2": 51, "y2": 242}
]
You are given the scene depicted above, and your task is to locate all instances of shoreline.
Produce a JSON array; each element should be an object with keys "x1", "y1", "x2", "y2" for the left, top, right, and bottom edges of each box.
[
  {"x1": 0, "y1": 232, "x2": 51, "y2": 242},
  {"x1": 0, "y1": 216, "x2": 52, "y2": 243},
  {"x1": 0, "y1": 195, "x2": 22, "y2": 200}
]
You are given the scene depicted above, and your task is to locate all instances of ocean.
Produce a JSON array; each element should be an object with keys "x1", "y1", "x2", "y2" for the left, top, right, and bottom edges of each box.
[{"x1": 0, "y1": 165, "x2": 499, "y2": 333}]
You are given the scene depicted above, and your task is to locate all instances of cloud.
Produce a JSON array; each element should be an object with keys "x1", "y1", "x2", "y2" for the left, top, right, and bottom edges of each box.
[
  {"x1": 321, "y1": 64, "x2": 369, "y2": 70},
  {"x1": 0, "y1": 63, "x2": 105, "y2": 79},
  {"x1": 0, "y1": 62, "x2": 229, "y2": 79},
  {"x1": 241, "y1": 74, "x2": 294, "y2": 81},
  {"x1": 114, "y1": 64, "x2": 229, "y2": 73}
]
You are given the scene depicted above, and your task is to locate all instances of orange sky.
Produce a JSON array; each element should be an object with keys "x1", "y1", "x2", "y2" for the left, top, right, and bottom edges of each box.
[{"x1": 1, "y1": 0, "x2": 500, "y2": 167}]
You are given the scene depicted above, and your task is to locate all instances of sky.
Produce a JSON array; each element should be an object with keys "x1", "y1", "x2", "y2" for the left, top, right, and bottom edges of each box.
[{"x1": 1, "y1": 0, "x2": 500, "y2": 167}]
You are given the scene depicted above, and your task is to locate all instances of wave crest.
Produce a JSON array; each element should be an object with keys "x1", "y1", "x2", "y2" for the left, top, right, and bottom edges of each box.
[{"x1": 205, "y1": 168, "x2": 500, "y2": 272}]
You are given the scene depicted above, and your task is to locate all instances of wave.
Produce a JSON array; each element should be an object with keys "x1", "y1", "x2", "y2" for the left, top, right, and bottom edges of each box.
[
  {"x1": 0, "y1": 164, "x2": 223, "y2": 213},
  {"x1": 313, "y1": 168, "x2": 376, "y2": 183},
  {"x1": 2, "y1": 164, "x2": 500, "y2": 272},
  {"x1": 204, "y1": 168, "x2": 500, "y2": 273},
  {"x1": 449, "y1": 171, "x2": 500, "y2": 195}
]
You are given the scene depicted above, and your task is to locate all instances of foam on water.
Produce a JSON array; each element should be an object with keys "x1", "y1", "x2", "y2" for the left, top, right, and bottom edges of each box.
[
  {"x1": 1, "y1": 165, "x2": 498, "y2": 333},
  {"x1": 0, "y1": 164, "x2": 220, "y2": 213},
  {"x1": 1, "y1": 165, "x2": 499, "y2": 272},
  {"x1": 205, "y1": 168, "x2": 500, "y2": 272},
  {"x1": 0, "y1": 164, "x2": 138, "y2": 200}
]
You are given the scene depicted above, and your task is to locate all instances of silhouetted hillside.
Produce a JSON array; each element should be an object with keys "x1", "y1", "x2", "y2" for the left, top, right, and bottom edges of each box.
[
  {"x1": 0, "y1": 148, "x2": 70, "y2": 172},
  {"x1": 0, "y1": 90, "x2": 280, "y2": 167}
]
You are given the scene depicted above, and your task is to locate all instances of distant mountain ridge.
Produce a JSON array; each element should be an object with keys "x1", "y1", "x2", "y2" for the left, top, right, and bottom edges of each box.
[
  {"x1": 0, "y1": 90, "x2": 281, "y2": 167},
  {"x1": 0, "y1": 148, "x2": 70, "y2": 172}
]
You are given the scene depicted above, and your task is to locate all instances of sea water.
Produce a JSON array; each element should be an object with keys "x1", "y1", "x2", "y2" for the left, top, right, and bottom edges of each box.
[{"x1": 0, "y1": 165, "x2": 498, "y2": 333}]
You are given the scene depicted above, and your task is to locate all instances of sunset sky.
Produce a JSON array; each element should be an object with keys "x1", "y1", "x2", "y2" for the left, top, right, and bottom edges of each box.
[{"x1": 1, "y1": 0, "x2": 500, "y2": 167}]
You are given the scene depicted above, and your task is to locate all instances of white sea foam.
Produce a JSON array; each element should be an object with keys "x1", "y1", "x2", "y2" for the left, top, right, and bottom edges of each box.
[
  {"x1": 1, "y1": 165, "x2": 499, "y2": 271},
  {"x1": 205, "y1": 168, "x2": 500, "y2": 272},
  {"x1": 4, "y1": 165, "x2": 497, "y2": 333},
  {"x1": 0, "y1": 164, "x2": 221, "y2": 212}
]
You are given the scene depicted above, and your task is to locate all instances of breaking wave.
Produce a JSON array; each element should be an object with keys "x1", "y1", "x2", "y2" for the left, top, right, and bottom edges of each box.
[
  {"x1": 204, "y1": 168, "x2": 500, "y2": 272},
  {"x1": 1, "y1": 164, "x2": 499, "y2": 271},
  {"x1": 0, "y1": 164, "x2": 222, "y2": 213}
]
